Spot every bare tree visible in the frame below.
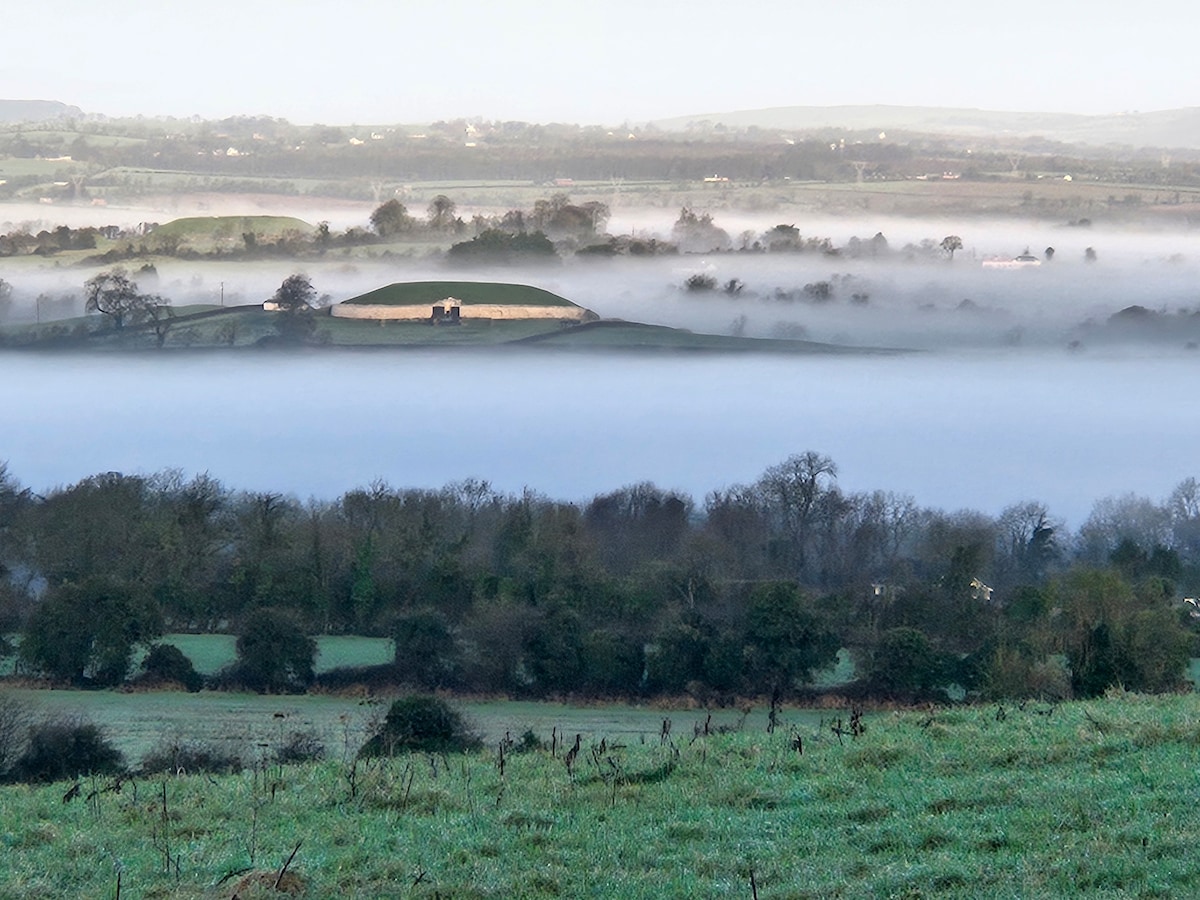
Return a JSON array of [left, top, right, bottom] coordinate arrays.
[[84, 269, 161, 330]]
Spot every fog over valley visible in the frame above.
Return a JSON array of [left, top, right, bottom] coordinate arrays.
[[3, 199, 1200, 530], [9, 12, 1200, 895], [3, 345, 1197, 529], [4, 209, 1200, 351]]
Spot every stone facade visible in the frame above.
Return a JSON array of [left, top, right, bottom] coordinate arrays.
[[331, 303, 591, 321]]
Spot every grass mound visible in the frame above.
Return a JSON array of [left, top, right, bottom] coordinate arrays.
[[344, 281, 577, 307], [151, 215, 314, 243]]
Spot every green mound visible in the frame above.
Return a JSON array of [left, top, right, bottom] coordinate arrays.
[[344, 281, 577, 308], [151, 215, 314, 241]]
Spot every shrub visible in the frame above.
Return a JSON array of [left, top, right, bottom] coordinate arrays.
[[273, 729, 325, 764], [10, 718, 124, 783], [514, 729, 545, 753], [140, 739, 242, 775], [358, 695, 483, 757], [137, 643, 203, 692]]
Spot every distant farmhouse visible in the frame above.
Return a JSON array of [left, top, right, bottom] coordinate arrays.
[[981, 254, 1042, 269], [331, 281, 595, 324]]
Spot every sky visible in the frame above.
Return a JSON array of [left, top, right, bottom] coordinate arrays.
[[2, 0, 1196, 125]]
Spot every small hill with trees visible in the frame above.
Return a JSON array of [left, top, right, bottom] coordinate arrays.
[[147, 215, 315, 253]]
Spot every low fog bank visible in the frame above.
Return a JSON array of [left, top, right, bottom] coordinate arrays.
[[1, 350, 1197, 529], [2, 211, 1198, 350]]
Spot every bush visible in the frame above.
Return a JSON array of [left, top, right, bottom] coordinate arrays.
[[140, 739, 242, 775], [273, 729, 325, 764], [358, 695, 483, 757], [137, 643, 203, 691], [514, 729, 545, 753], [10, 718, 124, 783]]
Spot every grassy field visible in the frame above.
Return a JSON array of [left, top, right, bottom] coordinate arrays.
[[319, 315, 569, 346], [1, 692, 1198, 897], [147, 634, 394, 677], [0, 634, 394, 681], [6, 305, 874, 352], [0, 689, 771, 764], [0, 157, 80, 178], [518, 320, 883, 353]]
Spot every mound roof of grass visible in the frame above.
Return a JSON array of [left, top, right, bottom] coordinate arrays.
[[343, 281, 578, 308]]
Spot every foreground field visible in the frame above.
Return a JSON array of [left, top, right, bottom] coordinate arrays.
[[2, 693, 1199, 898]]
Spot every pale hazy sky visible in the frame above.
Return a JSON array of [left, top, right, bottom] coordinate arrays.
[[3, 0, 1195, 124]]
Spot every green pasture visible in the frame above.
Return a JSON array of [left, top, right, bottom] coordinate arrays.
[[0, 688, 775, 765], [320, 315, 567, 346], [344, 281, 576, 307], [9, 306, 279, 350], [0, 307, 928, 352], [521, 320, 860, 353], [0, 634, 394, 682], [83, 167, 329, 194], [148, 634, 394, 677], [0, 158, 78, 178], [12, 130, 148, 149], [2, 693, 1200, 897]]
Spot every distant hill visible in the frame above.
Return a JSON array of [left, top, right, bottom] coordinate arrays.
[[152, 215, 314, 247], [0, 99, 84, 124], [650, 105, 1200, 150]]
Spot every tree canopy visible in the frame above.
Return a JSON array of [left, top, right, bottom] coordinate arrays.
[[3, 453, 1199, 702], [84, 269, 168, 330], [369, 199, 413, 237], [268, 273, 317, 312]]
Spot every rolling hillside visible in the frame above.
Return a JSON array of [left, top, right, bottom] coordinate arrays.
[[651, 104, 1200, 149]]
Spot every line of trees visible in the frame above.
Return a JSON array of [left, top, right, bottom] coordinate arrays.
[[1, 456, 1197, 701]]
